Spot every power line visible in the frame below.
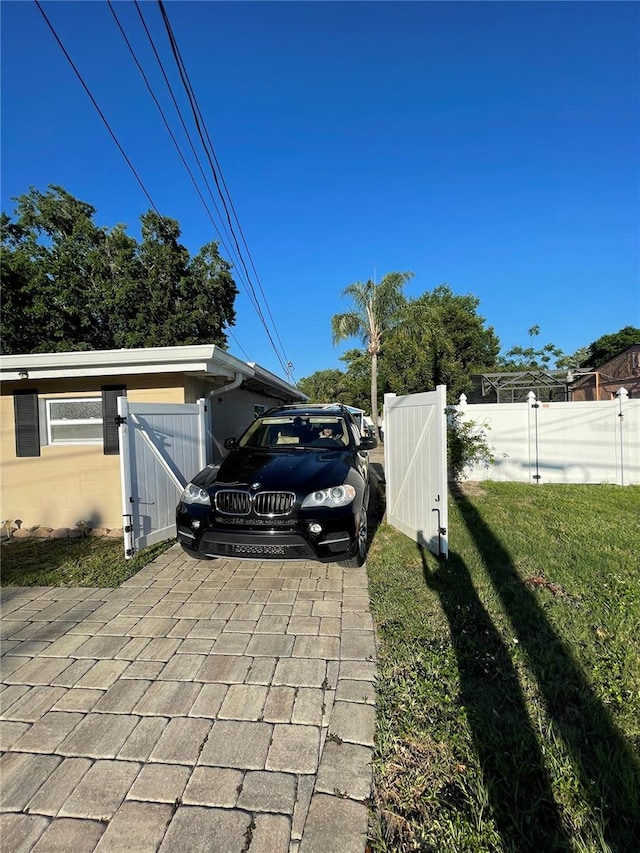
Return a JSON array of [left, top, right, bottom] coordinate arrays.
[[154, 2, 290, 369], [34, 0, 159, 215], [107, 0, 223, 244], [34, 0, 298, 384], [155, 0, 292, 377], [130, 0, 244, 275]]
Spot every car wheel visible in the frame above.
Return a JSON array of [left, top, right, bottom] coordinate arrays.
[[339, 503, 368, 568]]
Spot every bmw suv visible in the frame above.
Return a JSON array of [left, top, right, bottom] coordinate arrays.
[[176, 404, 378, 566]]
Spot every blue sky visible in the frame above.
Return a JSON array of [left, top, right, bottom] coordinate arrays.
[[2, 1, 638, 384]]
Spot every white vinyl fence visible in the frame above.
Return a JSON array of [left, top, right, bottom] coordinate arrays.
[[456, 389, 639, 485]]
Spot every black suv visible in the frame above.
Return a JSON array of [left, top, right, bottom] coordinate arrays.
[[176, 403, 378, 567]]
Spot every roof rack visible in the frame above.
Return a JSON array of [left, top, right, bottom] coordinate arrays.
[[280, 402, 360, 410], [271, 402, 359, 421]]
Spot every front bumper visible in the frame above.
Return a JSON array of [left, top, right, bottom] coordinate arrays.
[[176, 506, 358, 563]]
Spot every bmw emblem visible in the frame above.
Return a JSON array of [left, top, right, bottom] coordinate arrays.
[[251, 482, 261, 491]]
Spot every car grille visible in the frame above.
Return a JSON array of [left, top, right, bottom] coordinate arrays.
[[215, 490, 251, 515], [214, 490, 295, 517], [254, 491, 295, 516]]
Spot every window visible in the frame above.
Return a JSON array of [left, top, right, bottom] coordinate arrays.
[[14, 386, 127, 456], [45, 398, 103, 444], [254, 404, 267, 418]]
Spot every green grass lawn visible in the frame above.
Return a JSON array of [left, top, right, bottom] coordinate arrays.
[[0, 536, 174, 587], [366, 482, 640, 853]]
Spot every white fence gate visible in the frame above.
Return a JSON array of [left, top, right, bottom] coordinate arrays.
[[118, 398, 208, 557], [384, 386, 448, 558], [457, 391, 639, 485]]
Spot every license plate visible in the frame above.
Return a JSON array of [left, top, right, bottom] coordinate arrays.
[[232, 543, 286, 556]]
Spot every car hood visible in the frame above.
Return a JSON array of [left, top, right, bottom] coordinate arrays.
[[195, 448, 354, 492]]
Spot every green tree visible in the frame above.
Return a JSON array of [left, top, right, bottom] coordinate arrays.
[[583, 326, 640, 368], [337, 348, 374, 412], [297, 368, 349, 403], [498, 325, 564, 370], [1, 185, 238, 354], [556, 346, 590, 371], [1, 187, 107, 352], [382, 284, 500, 401], [331, 272, 413, 437]]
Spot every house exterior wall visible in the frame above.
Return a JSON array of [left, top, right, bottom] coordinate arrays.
[[1, 376, 186, 532], [2, 374, 297, 533], [572, 344, 640, 401]]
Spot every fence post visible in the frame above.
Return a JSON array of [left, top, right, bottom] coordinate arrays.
[[527, 392, 540, 484], [616, 387, 629, 486], [383, 393, 396, 485]]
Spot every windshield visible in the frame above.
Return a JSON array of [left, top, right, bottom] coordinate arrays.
[[239, 415, 351, 449]]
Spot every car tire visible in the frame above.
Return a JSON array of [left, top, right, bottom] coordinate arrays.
[[339, 503, 368, 568]]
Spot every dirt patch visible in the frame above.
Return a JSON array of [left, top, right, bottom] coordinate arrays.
[[449, 481, 487, 498]]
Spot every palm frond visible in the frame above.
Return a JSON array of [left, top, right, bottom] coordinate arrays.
[[331, 311, 367, 345]]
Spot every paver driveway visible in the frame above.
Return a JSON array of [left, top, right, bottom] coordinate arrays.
[[0, 545, 378, 852]]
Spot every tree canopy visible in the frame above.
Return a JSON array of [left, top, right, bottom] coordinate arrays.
[[304, 283, 500, 409], [1, 185, 238, 354], [582, 326, 640, 368], [382, 285, 500, 401], [497, 325, 565, 371]]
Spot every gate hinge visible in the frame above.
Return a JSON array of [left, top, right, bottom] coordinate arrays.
[[114, 415, 127, 426], [439, 527, 447, 535]]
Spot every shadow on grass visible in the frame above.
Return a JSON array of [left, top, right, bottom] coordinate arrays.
[[448, 488, 640, 851], [418, 545, 572, 851]]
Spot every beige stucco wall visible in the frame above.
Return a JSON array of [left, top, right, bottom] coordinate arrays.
[[2, 371, 297, 533], [1, 377, 186, 532]]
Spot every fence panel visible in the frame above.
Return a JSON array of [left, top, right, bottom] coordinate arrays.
[[384, 386, 448, 557], [458, 395, 639, 485]]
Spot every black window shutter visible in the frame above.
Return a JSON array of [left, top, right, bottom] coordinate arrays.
[[14, 390, 40, 457], [102, 385, 126, 455]]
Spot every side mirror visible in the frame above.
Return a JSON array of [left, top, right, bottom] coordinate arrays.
[[224, 437, 238, 450], [359, 435, 378, 450]]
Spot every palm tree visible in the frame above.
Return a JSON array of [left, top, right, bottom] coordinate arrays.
[[331, 271, 413, 439]]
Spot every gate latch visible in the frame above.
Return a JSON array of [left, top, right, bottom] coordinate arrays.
[[114, 415, 127, 426]]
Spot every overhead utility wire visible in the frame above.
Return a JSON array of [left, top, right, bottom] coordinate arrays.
[[156, 0, 293, 377], [34, 0, 159, 215], [155, 1, 275, 358], [141, 0, 289, 376], [35, 0, 294, 382], [130, 0, 245, 278], [225, 328, 252, 362], [154, 3, 290, 370], [107, 1, 225, 247], [128, 2, 272, 372]]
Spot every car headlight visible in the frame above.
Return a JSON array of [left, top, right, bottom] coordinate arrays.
[[180, 483, 211, 506], [301, 484, 356, 509]]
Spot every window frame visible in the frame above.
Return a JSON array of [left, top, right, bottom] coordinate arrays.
[[44, 396, 104, 446]]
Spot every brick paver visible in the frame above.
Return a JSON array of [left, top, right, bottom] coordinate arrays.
[[0, 512, 380, 853]]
